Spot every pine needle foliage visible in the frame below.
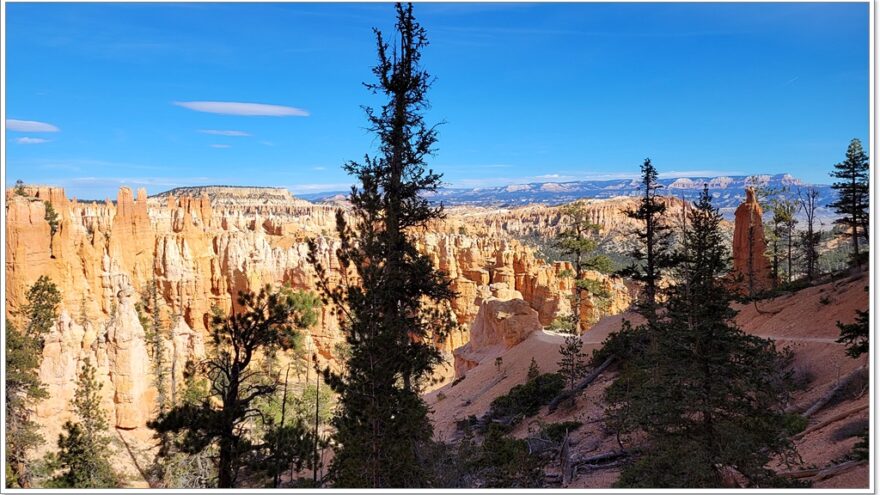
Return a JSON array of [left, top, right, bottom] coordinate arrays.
[[148, 286, 318, 488], [828, 138, 869, 267], [306, 3, 455, 487], [606, 187, 800, 488], [5, 276, 61, 488], [618, 159, 678, 324], [54, 358, 121, 488]]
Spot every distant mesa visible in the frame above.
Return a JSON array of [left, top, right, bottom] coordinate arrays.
[[152, 185, 311, 207]]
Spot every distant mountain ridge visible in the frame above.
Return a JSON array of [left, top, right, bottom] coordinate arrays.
[[300, 173, 836, 222]]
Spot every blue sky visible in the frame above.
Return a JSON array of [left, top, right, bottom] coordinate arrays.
[[4, 2, 869, 200]]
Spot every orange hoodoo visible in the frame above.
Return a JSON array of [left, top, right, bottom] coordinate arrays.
[[732, 187, 774, 293]]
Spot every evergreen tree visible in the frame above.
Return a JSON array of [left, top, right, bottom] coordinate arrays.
[[555, 201, 613, 330], [605, 187, 799, 488], [44, 201, 60, 237], [147, 273, 168, 412], [149, 360, 215, 488], [526, 357, 540, 381], [828, 138, 869, 267], [149, 287, 318, 488], [54, 358, 121, 488], [44, 201, 60, 257], [557, 330, 587, 390], [798, 187, 821, 282], [836, 287, 869, 359], [619, 158, 677, 324], [771, 198, 798, 283], [836, 286, 870, 464], [5, 276, 61, 488], [14, 179, 27, 196], [306, 3, 455, 487]]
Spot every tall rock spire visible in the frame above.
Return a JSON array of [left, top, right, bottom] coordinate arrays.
[[732, 187, 773, 293]]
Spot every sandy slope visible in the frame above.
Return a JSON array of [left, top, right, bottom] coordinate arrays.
[[426, 271, 870, 488]]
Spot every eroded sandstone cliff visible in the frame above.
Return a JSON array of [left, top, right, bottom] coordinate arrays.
[[5, 185, 632, 482]]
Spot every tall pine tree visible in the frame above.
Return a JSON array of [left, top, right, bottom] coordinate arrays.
[[555, 201, 612, 329], [828, 138, 869, 267], [5, 276, 61, 488], [605, 186, 799, 488], [799, 187, 821, 282], [619, 159, 677, 325], [54, 358, 121, 488], [307, 3, 455, 487]]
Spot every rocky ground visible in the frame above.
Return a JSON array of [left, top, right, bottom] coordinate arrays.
[[426, 271, 870, 488]]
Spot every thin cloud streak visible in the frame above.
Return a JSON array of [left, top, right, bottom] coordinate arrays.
[[445, 169, 748, 189], [15, 137, 50, 144], [199, 129, 251, 136], [287, 182, 354, 194], [6, 119, 60, 132], [57, 176, 216, 189], [174, 101, 309, 117]]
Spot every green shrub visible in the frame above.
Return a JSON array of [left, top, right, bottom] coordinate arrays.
[[831, 419, 869, 442], [540, 421, 583, 443], [851, 428, 869, 461], [591, 319, 649, 366], [462, 424, 546, 488], [488, 373, 564, 423], [781, 413, 808, 436]]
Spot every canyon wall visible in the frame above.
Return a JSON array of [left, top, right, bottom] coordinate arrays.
[[5, 185, 632, 464]]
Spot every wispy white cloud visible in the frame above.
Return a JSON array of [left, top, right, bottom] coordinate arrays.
[[311, 166, 327, 171], [534, 173, 570, 180], [209, 144, 231, 149], [444, 169, 747, 189], [59, 176, 215, 188], [659, 169, 744, 178], [199, 129, 251, 136], [6, 119, 60, 132], [287, 183, 353, 194], [174, 101, 309, 117], [15, 137, 50, 144]]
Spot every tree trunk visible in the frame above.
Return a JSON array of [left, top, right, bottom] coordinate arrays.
[[218, 438, 233, 488], [13, 459, 31, 488]]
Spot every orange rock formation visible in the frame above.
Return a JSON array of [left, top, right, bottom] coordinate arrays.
[[4, 185, 633, 480], [732, 187, 774, 293]]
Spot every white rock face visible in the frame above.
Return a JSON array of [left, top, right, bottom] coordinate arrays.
[[106, 287, 151, 429]]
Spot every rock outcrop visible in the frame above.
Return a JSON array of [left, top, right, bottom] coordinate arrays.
[[732, 187, 773, 293], [452, 284, 542, 376], [5, 184, 633, 482]]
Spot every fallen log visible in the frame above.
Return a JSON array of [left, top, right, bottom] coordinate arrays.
[[813, 460, 866, 481], [572, 449, 631, 466], [797, 366, 867, 418], [794, 403, 869, 441], [779, 467, 819, 479], [781, 460, 867, 482], [548, 356, 615, 412], [560, 430, 573, 486]]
